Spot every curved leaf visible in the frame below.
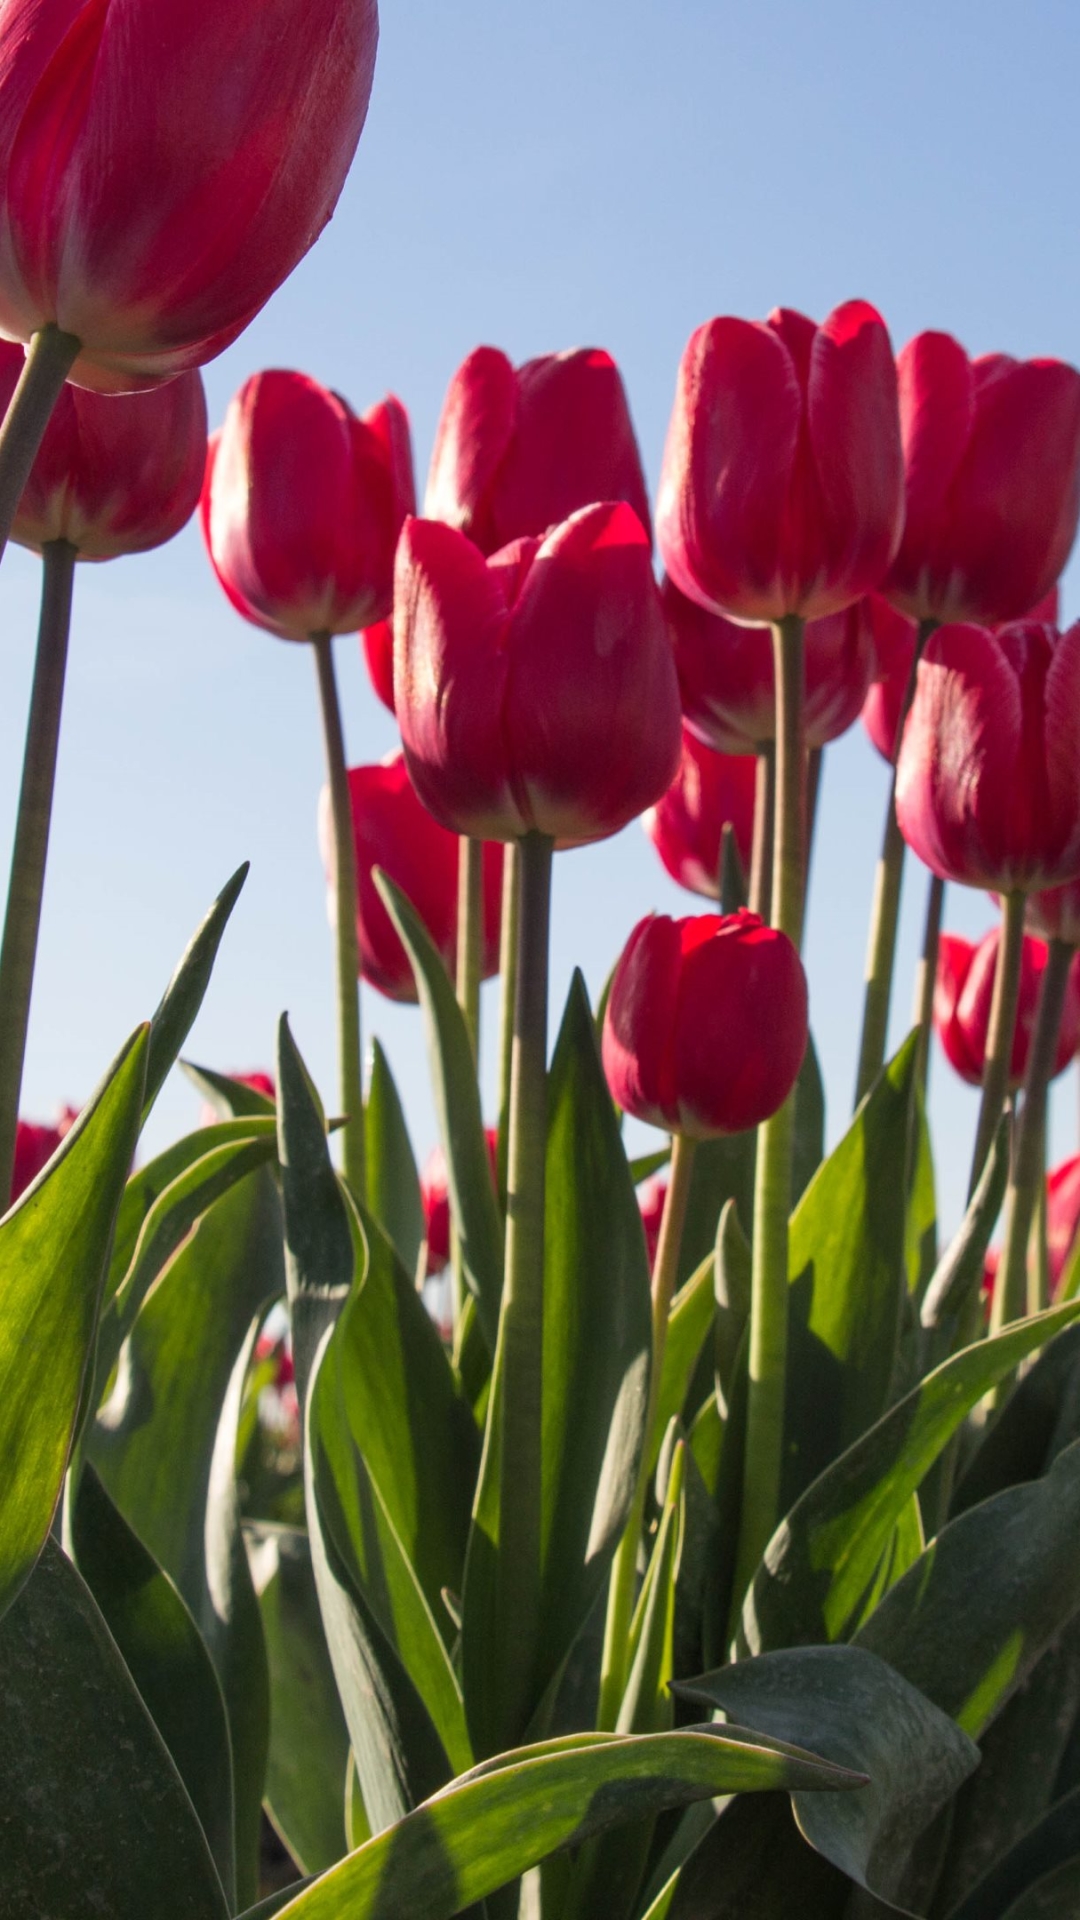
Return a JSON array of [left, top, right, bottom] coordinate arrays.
[[365, 1038, 425, 1280], [945, 1787, 1080, 1920], [277, 1015, 355, 1405], [144, 864, 249, 1114]]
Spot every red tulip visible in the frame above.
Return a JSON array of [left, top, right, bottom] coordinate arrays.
[[862, 588, 1060, 765], [637, 1174, 667, 1268], [425, 345, 651, 555], [1047, 1156, 1080, 1294], [657, 301, 903, 623], [0, 342, 206, 558], [602, 910, 808, 1138], [643, 725, 755, 900], [0, 0, 378, 392], [933, 927, 1080, 1088], [201, 371, 414, 642], [394, 502, 681, 844], [665, 576, 877, 754], [11, 1105, 76, 1202], [422, 1129, 499, 1275], [318, 752, 503, 1003], [1028, 870, 1080, 947], [895, 619, 1080, 892], [883, 333, 1080, 625], [362, 618, 396, 715]]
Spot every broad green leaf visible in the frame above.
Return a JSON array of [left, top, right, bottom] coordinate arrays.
[[677, 1130, 755, 1290], [462, 972, 652, 1757], [653, 1793, 851, 1919], [677, 1643, 977, 1912], [0, 1538, 228, 1919], [715, 1197, 751, 1401], [1001, 1859, 1080, 1917], [277, 1014, 355, 1403], [144, 864, 248, 1114], [740, 1296, 1080, 1656], [952, 1324, 1080, 1517], [630, 1146, 672, 1183], [376, 872, 503, 1347], [944, 1787, 1080, 1920], [0, 1024, 146, 1623], [248, 1524, 350, 1877], [918, 1122, 1008, 1359], [365, 1038, 425, 1279], [183, 1060, 277, 1117], [651, 1255, 715, 1478], [782, 1034, 918, 1509], [104, 1116, 275, 1311], [905, 1083, 938, 1300], [71, 1463, 236, 1901], [793, 1031, 826, 1206], [265, 1724, 862, 1920]]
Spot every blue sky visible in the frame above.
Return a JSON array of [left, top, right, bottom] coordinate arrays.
[[3, 0, 1079, 1232]]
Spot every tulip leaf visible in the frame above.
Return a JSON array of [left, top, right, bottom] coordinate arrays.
[[1001, 1860, 1080, 1918], [650, 1254, 716, 1478], [365, 1036, 425, 1279], [71, 1462, 236, 1903], [276, 1014, 355, 1403], [676, 1643, 978, 1912], [247, 1524, 351, 1877], [375, 871, 503, 1347], [677, 1130, 755, 1290], [462, 970, 652, 1756], [0, 1023, 147, 1625], [0, 1537, 228, 1919], [740, 1295, 1080, 1656], [793, 1030, 826, 1205], [944, 1787, 1080, 1920], [952, 1323, 1080, 1517], [258, 1724, 863, 1920], [647, 1792, 848, 1919], [104, 1116, 276, 1310], [144, 863, 249, 1115], [183, 1060, 277, 1117]]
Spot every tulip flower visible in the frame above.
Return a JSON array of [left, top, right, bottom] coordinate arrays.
[[883, 333, 1080, 626], [637, 1175, 668, 1269], [933, 928, 1080, 1089], [202, 371, 415, 642], [362, 618, 396, 715], [602, 910, 807, 1139], [11, 1105, 76, 1203], [425, 345, 651, 554], [643, 726, 755, 901], [319, 754, 503, 1003], [1025, 869, 1080, 947], [394, 502, 681, 845], [422, 1130, 499, 1276], [1047, 1157, 1080, 1295]]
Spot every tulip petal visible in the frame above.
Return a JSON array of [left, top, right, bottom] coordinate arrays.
[[891, 332, 975, 579], [424, 345, 517, 540], [806, 301, 904, 613], [491, 347, 652, 549], [602, 916, 682, 1131]]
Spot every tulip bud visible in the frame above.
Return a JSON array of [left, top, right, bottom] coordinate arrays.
[[1047, 1156, 1080, 1295], [643, 725, 755, 900], [422, 1129, 499, 1275], [896, 619, 1080, 892], [657, 301, 904, 622], [318, 753, 503, 1003], [425, 345, 651, 554], [394, 502, 682, 844], [201, 371, 414, 642], [11, 1105, 77, 1202], [361, 618, 396, 715], [602, 910, 808, 1138], [883, 333, 1080, 625], [933, 927, 1080, 1089], [0, 0, 379, 392]]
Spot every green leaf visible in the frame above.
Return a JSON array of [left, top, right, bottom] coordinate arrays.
[[944, 1787, 1080, 1920], [793, 1031, 826, 1206], [1000, 1859, 1080, 1918], [905, 1083, 938, 1300], [104, 1116, 275, 1311], [71, 1463, 236, 1902], [462, 971, 652, 1756], [257, 1725, 863, 1920], [365, 1038, 425, 1280], [276, 1013, 355, 1402], [918, 1121, 1008, 1360], [376, 871, 503, 1347], [144, 864, 249, 1114], [651, 1256, 716, 1479], [630, 1146, 672, 1183], [739, 1296, 1080, 1656], [247, 1524, 351, 1877], [183, 1060, 277, 1118], [0, 1023, 147, 1624], [676, 1643, 977, 1912], [0, 1538, 228, 1919], [952, 1324, 1080, 1517], [676, 1130, 755, 1290], [646, 1793, 848, 1920]]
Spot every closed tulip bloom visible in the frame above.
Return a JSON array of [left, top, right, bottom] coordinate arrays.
[[666, 575, 876, 754], [0, 343, 206, 558], [933, 927, 1080, 1088], [318, 753, 503, 1003], [425, 345, 651, 554], [602, 910, 808, 1138], [202, 371, 414, 641], [11, 1105, 76, 1202], [1047, 1156, 1080, 1294], [0, 0, 378, 392], [422, 1129, 499, 1275], [394, 502, 681, 843], [361, 618, 396, 715], [643, 725, 755, 899], [895, 619, 1080, 892], [883, 333, 1080, 625], [657, 301, 903, 623]]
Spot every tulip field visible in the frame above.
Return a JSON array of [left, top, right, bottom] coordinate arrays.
[[2, 4, 1080, 1919]]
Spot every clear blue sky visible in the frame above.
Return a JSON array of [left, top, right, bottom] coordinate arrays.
[[3, 0, 1079, 1233]]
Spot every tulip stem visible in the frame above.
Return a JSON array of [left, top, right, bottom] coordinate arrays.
[[912, 873, 946, 1094], [0, 327, 80, 573], [0, 539, 76, 1202], [597, 1130, 696, 1729], [991, 936, 1073, 1336], [495, 845, 520, 1205], [969, 888, 1026, 1200], [312, 632, 365, 1201], [768, 615, 806, 948], [748, 745, 775, 921], [456, 836, 484, 1059]]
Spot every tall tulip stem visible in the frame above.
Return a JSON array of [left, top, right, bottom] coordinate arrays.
[[992, 936, 1074, 1334], [749, 745, 775, 921], [495, 845, 520, 1202], [912, 873, 946, 1093], [969, 888, 1026, 1198], [456, 835, 483, 1058], [0, 327, 80, 573], [598, 1130, 696, 1729], [312, 632, 365, 1201], [768, 616, 806, 948], [0, 539, 77, 1201]]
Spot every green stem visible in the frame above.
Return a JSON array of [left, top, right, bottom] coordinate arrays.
[[718, 821, 747, 914], [0, 327, 80, 569], [969, 889, 1026, 1201], [748, 744, 775, 921], [805, 744, 823, 904], [0, 539, 76, 1201], [1030, 1122, 1050, 1317], [456, 835, 483, 1058], [913, 873, 946, 1096], [991, 936, 1073, 1335], [495, 844, 520, 1205], [597, 1131, 696, 1728], [768, 616, 806, 949], [312, 632, 365, 1201]]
